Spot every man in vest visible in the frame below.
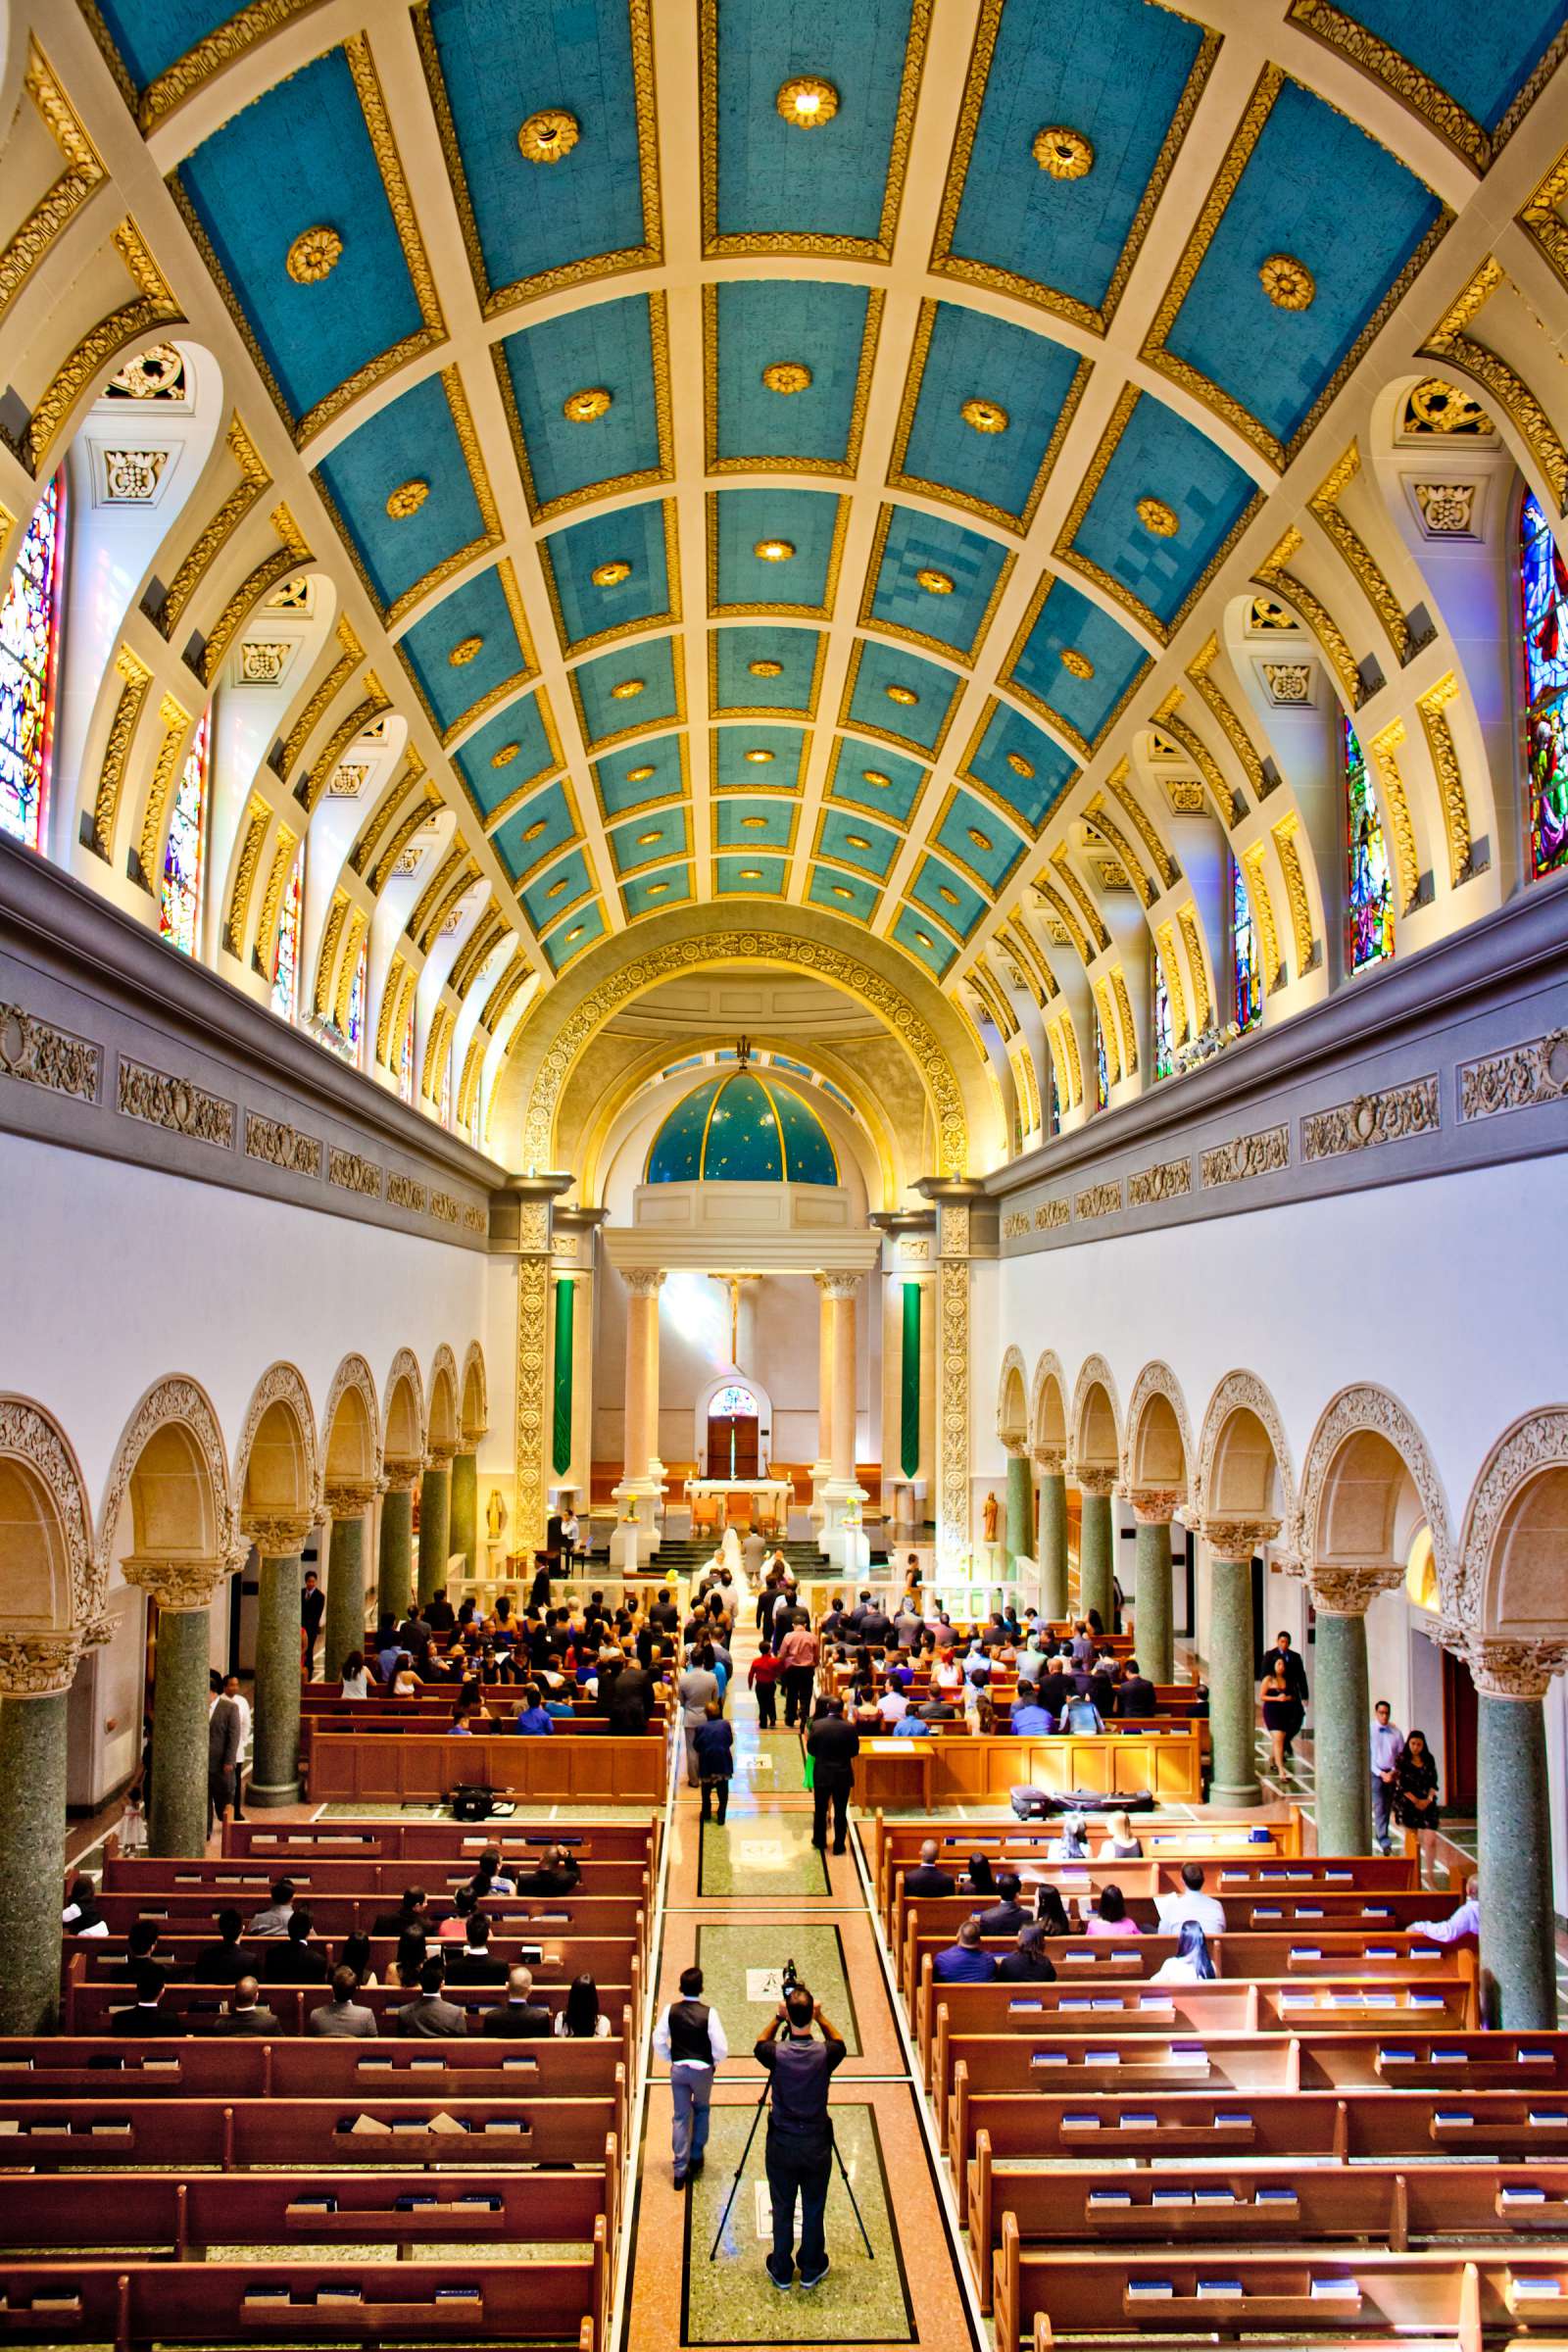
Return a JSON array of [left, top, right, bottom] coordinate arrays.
[[755, 1980, 848, 2290], [653, 1963, 729, 2187]]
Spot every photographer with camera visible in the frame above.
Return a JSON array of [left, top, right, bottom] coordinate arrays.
[[753, 1975, 847, 2290]]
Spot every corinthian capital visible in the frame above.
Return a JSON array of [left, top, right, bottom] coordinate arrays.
[[1308, 1561, 1406, 1617], [382, 1456, 425, 1494], [122, 1553, 234, 1613], [1130, 1488, 1183, 1526], [1073, 1465, 1118, 1498], [1201, 1517, 1281, 1560], [323, 1481, 380, 1516], [0, 1630, 83, 1697], [244, 1516, 314, 1558], [1031, 1447, 1065, 1477], [1439, 1625, 1568, 1699], [624, 1267, 666, 1299], [814, 1271, 861, 1301]]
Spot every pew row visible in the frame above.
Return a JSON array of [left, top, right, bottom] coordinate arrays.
[[221, 1821, 659, 1864], [304, 1732, 669, 1803], [65, 1971, 640, 2040], [0, 2092, 620, 2171]]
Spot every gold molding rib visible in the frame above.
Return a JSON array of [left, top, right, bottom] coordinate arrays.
[[223, 793, 271, 957], [136, 692, 194, 885], [1519, 143, 1568, 295], [1416, 671, 1472, 886], [1270, 813, 1315, 976], [1309, 441, 1412, 662], [10, 217, 181, 476], [255, 823, 299, 974], [1288, 0, 1568, 173], [1187, 635, 1265, 798], [87, 644, 153, 861], [1152, 689, 1239, 826], [160, 414, 271, 636], [1366, 715, 1421, 913], [1242, 839, 1282, 984], [1420, 260, 1567, 514], [281, 623, 364, 782], [1177, 900, 1211, 1031], [0, 46, 106, 333], [1253, 526, 1364, 709], [314, 888, 351, 1017]]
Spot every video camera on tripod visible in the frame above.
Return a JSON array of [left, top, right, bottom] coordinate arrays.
[[707, 1967, 873, 2266]]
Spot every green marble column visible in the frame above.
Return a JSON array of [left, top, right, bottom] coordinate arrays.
[[323, 1486, 374, 1683], [1478, 1671, 1557, 2029], [449, 1451, 478, 1583], [1078, 1475, 1114, 1629], [1037, 1462, 1068, 1623], [1311, 1602, 1373, 1853], [0, 1647, 74, 2033], [378, 1473, 416, 1623], [417, 1457, 453, 1606], [1004, 1450, 1034, 1576], [1205, 1520, 1274, 1806], [1132, 1497, 1177, 1685], [250, 1532, 308, 1807], [149, 1604, 214, 1854]]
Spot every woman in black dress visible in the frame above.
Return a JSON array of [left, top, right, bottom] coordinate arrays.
[[1394, 1728, 1441, 1876], [1260, 1658, 1302, 1776]]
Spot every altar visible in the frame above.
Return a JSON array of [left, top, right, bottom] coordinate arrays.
[[683, 1477, 794, 1533]]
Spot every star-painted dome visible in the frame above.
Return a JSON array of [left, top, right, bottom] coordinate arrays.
[[645, 1071, 838, 1187]]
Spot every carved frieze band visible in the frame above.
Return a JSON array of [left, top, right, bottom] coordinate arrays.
[[1129, 1156, 1192, 1206], [1200, 1124, 1290, 1189], [245, 1109, 321, 1177], [1301, 1076, 1440, 1163], [387, 1171, 428, 1213], [1459, 1029, 1568, 1124], [0, 1001, 100, 1102], [118, 1055, 234, 1149], [328, 1146, 381, 1199], [1074, 1179, 1124, 1221]]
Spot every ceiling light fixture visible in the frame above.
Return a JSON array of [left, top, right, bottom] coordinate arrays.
[[776, 75, 839, 126], [762, 362, 812, 394], [1006, 751, 1034, 778], [490, 743, 519, 769], [1136, 496, 1180, 538], [626, 763, 656, 782], [886, 683, 918, 706], [517, 109, 579, 164], [1032, 124, 1094, 178], [592, 559, 631, 586], [749, 658, 783, 676], [755, 538, 795, 562], [916, 568, 955, 595], [862, 768, 891, 787], [611, 677, 645, 699], [563, 386, 612, 422], [449, 635, 483, 666], [385, 478, 428, 519], [960, 397, 1009, 433], [745, 748, 774, 763]]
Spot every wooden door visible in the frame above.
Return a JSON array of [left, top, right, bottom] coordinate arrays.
[[1442, 1642, 1479, 1813], [706, 1414, 759, 1477]]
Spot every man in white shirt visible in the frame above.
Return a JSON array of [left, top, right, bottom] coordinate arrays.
[[1155, 1863, 1227, 1940], [221, 1674, 254, 1820], [1370, 1699, 1405, 1854], [876, 1686, 909, 1728], [1408, 1873, 1479, 1943], [653, 1964, 729, 2187]]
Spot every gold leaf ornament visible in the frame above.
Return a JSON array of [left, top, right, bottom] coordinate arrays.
[[916, 568, 955, 595], [776, 76, 839, 127], [1059, 647, 1095, 680], [961, 397, 1009, 433], [755, 538, 795, 562], [1136, 496, 1179, 538], [286, 225, 343, 284], [592, 560, 631, 586], [385, 478, 428, 520], [564, 386, 612, 421], [1259, 252, 1315, 311], [1032, 125, 1094, 178], [517, 110, 580, 165], [1006, 751, 1034, 777], [762, 362, 812, 394]]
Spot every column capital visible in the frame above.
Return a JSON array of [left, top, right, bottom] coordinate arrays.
[[459, 1428, 488, 1451], [1438, 1625, 1568, 1699], [1201, 1516, 1281, 1559], [122, 1553, 235, 1612], [1129, 1487, 1183, 1526], [1031, 1446, 1066, 1476], [425, 1440, 459, 1469], [244, 1515, 314, 1558], [382, 1456, 425, 1494], [1073, 1464, 1118, 1498], [0, 1630, 83, 1697], [323, 1480, 379, 1516], [1308, 1561, 1406, 1617], [624, 1266, 666, 1298], [814, 1270, 861, 1300]]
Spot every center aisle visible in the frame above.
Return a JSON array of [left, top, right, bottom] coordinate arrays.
[[621, 1609, 984, 2350]]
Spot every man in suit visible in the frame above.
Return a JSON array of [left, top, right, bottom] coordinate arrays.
[[300, 1570, 325, 1676], [370, 1886, 429, 1938], [308, 1965, 378, 2038], [207, 1676, 243, 1837], [446, 1914, 507, 1985], [112, 1968, 182, 2034], [805, 1698, 859, 1856], [1115, 1659, 1158, 1718], [246, 1878, 296, 1936], [605, 1658, 653, 1735], [904, 1839, 956, 1898], [395, 1956, 468, 2037], [190, 1908, 253, 1985], [974, 1874, 1031, 1936], [481, 1965, 552, 2038], [212, 1975, 282, 2035]]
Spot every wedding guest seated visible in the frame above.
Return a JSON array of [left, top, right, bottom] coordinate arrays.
[[308, 1963, 378, 2038], [1085, 1883, 1142, 1937], [997, 1923, 1057, 1983], [482, 1965, 552, 2038], [933, 1918, 996, 1984]]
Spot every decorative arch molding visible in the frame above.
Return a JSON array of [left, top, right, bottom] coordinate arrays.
[[95, 1374, 235, 1581], [1296, 1383, 1454, 1601], [1194, 1369, 1297, 1547], [382, 1348, 426, 1463], [319, 1354, 381, 1488], [0, 1395, 99, 1639], [1030, 1349, 1069, 1461], [997, 1347, 1029, 1449], [501, 911, 996, 1180], [1069, 1352, 1122, 1475], [1123, 1360, 1196, 1498], [427, 1343, 461, 1452], [232, 1361, 319, 1525], [1459, 1407, 1568, 1636], [460, 1343, 489, 1444]]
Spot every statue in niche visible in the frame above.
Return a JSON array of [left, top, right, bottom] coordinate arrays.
[[982, 1492, 999, 1544], [486, 1490, 508, 1544]]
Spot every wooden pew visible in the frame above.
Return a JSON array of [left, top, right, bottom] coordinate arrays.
[[0, 2091, 620, 2172], [71, 1929, 643, 1992], [305, 1730, 669, 1803], [873, 1813, 1312, 1922], [107, 1855, 652, 1902], [89, 1889, 646, 1940], [889, 1881, 1464, 1964], [66, 1973, 639, 2039], [222, 1820, 659, 1864], [998, 2237, 1554, 2352]]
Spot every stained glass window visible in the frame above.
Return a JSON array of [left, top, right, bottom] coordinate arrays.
[[1345, 714, 1394, 968], [270, 853, 302, 1020], [1521, 489, 1568, 879], [1048, 1064, 1060, 1135], [345, 940, 366, 1063], [1152, 958, 1174, 1079], [437, 1047, 453, 1127], [1094, 1013, 1108, 1108], [159, 710, 209, 956], [1232, 857, 1262, 1031], [397, 1004, 415, 1103], [0, 474, 64, 852], [710, 1385, 758, 1417]]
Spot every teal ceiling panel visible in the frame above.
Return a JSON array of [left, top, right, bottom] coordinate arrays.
[[622, 862, 693, 920], [540, 498, 676, 655], [1062, 391, 1256, 634], [397, 560, 533, 739], [523, 844, 594, 929], [911, 851, 988, 936], [496, 291, 667, 518], [571, 633, 682, 748], [542, 895, 605, 969], [710, 626, 822, 715], [826, 734, 926, 827], [710, 277, 874, 471], [610, 803, 690, 873], [456, 690, 564, 820], [490, 779, 578, 884], [841, 638, 962, 756], [714, 853, 788, 896], [710, 486, 845, 614], [1004, 578, 1151, 752], [1337, 0, 1568, 132], [418, 0, 657, 310], [893, 299, 1085, 530], [893, 902, 957, 977], [934, 786, 1024, 893], [90, 1, 247, 90], [862, 503, 1011, 662], [808, 863, 881, 921], [959, 699, 1078, 834], [816, 805, 901, 878], [313, 371, 494, 623], [714, 797, 797, 852], [712, 725, 808, 793], [594, 731, 688, 817]]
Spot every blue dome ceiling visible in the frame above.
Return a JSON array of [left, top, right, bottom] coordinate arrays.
[[645, 1071, 839, 1186]]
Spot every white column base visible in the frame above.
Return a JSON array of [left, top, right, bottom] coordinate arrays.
[[610, 1481, 663, 1568], [817, 1478, 868, 1569]]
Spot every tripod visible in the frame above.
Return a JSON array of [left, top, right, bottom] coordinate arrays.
[[708, 2079, 875, 2263]]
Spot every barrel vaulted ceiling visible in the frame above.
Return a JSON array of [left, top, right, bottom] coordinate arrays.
[[6, 0, 1568, 1147]]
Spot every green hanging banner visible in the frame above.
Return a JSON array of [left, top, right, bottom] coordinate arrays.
[[900, 1281, 920, 1480], [552, 1278, 574, 1479]]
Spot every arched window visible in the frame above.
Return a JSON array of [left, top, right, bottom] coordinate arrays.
[[1232, 857, 1261, 1031], [1345, 714, 1393, 969], [397, 1004, 415, 1103], [0, 473, 64, 852], [159, 710, 209, 956], [1521, 488, 1568, 878], [710, 1384, 759, 1417], [345, 939, 367, 1065], [270, 853, 302, 1020], [1152, 958, 1174, 1079], [1048, 1062, 1060, 1136]]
